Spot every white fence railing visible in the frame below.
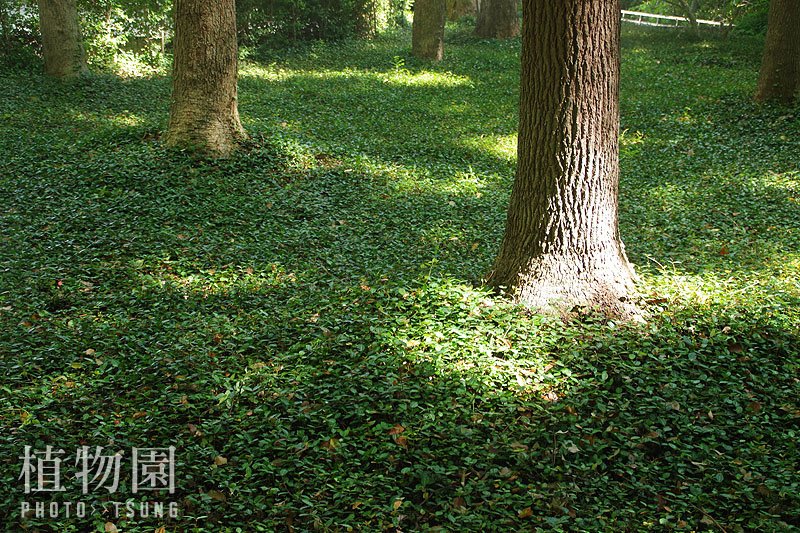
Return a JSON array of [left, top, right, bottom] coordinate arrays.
[[621, 9, 725, 29]]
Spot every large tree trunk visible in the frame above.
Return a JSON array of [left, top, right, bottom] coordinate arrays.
[[412, 0, 446, 61], [165, 0, 246, 157], [475, 0, 518, 39], [37, 0, 88, 78], [490, 0, 637, 316], [755, 0, 800, 104]]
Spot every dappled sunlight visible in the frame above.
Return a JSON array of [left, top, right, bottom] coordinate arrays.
[[64, 108, 146, 128], [129, 259, 300, 298], [236, 279, 570, 400], [459, 133, 517, 163], [108, 111, 147, 128], [641, 264, 798, 308], [240, 62, 474, 89], [380, 69, 474, 89], [620, 128, 646, 148], [757, 169, 800, 194]]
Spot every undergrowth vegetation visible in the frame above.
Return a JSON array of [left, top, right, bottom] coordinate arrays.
[[0, 25, 798, 532]]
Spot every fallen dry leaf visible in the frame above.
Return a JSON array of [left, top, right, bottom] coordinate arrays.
[[452, 496, 467, 510], [388, 424, 405, 435]]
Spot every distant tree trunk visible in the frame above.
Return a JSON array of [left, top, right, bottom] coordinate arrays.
[[666, 0, 700, 38], [1, 0, 10, 46], [490, 0, 637, 316], [755, 0, 800, 104], [685, 6, 699, 38], [412, 0, 446, 61], [165, 0, 245, 157], [447, 0, 477, 21], [37, 0, 88, 78], [475, 0, 518, 38]]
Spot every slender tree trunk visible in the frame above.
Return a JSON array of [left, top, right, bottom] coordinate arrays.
[[685, 13, 699, 38], [475, 0, 518, 39], [37, 0, 88, 78], [165, 0, 245, 157], [685, 0, 700, 38], [490, 0, 637, 316], [1, 0, 10, 46], [412, 0, 446, 61], [755, 0, 800, 104], [667, 0, 700, 38]]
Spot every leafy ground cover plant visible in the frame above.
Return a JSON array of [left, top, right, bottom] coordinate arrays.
[[0, 25, 797, 532]]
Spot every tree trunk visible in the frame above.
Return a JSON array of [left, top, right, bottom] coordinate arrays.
[[685, 0, 700, 38], [490, 0, 637, 316], [666, 0, 699, 38], [37, 0, 88, 78], [447, 0, 477, 21], [165, 0, 246, 157], [755, 0, 800, 104], [685, 13, 699, 38], [412, 0, 446, 61], [1, 0, 10, 46], [475, 0, 518, 39]]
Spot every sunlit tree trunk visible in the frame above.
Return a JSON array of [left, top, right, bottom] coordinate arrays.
[[37, 0, 88, 78], [412, 0, 446, 61], [490, 0, 637, 316], [475, 0, 518, 39], [755, 0, 800, 104], [165, 0, 246, 157]]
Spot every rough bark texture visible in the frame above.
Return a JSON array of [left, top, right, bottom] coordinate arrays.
[[447, 0, 477, 21], [490, 0, 637, 316], [412, 0, 446, 61], [755, 0, 800, 104], [475, 0, 519, 39], [165, 0, 246, 157], [37, 0, 88, 78]]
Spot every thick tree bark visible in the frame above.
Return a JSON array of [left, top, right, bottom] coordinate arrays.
[[490, 0, 637, 316], [475, 0, 519, 39], [447, 0, 477, 21], [165, 0, 246, 157], [755, 0, 800, 104], [37, 0, 88, 78], [412, 0, 446, 61]]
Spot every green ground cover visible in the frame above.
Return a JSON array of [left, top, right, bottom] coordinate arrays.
[[0, 25, 798, 532]]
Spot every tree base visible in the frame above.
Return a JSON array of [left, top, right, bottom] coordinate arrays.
[[491, 248, 641, 320], [164, 120, 247, 158]]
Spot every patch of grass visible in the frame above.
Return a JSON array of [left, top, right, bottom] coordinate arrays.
[[0, 26, 798, 532]]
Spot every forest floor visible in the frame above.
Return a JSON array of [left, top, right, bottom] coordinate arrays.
[[1, 24, 798, 532]]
